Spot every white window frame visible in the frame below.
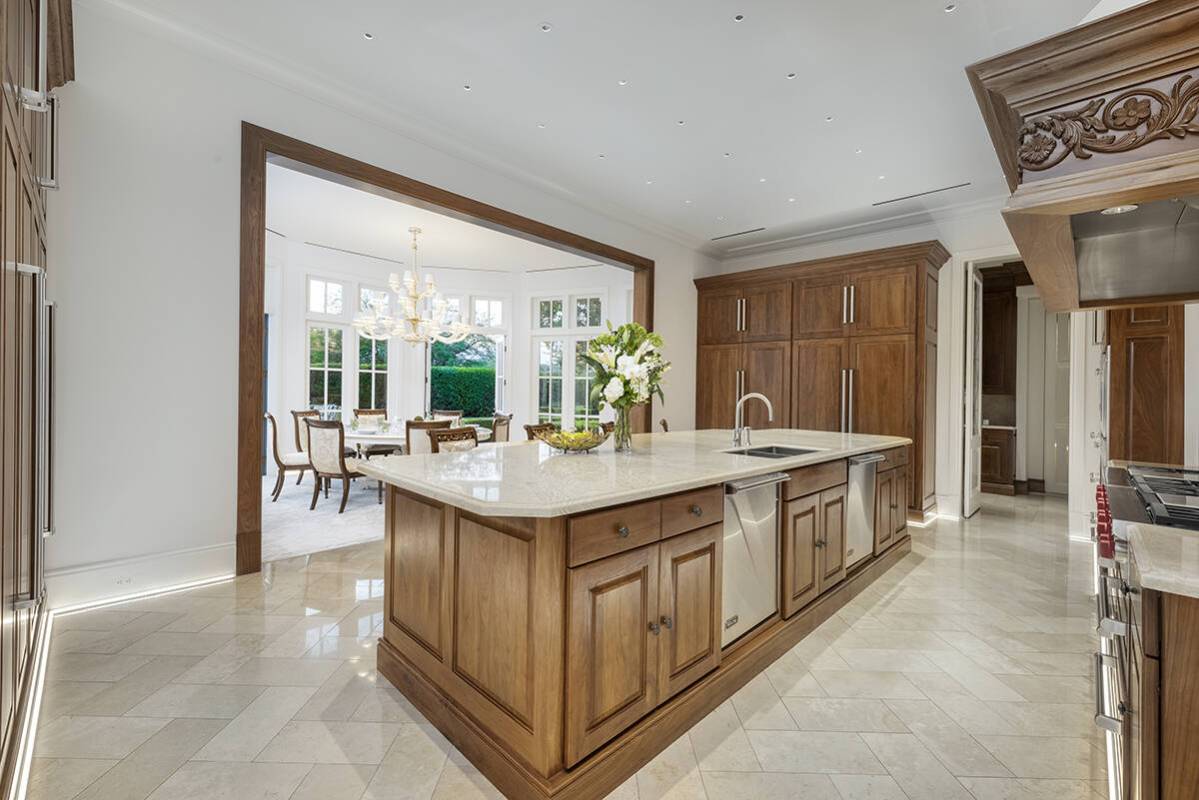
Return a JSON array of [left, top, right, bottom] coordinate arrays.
[[307, 322, 348, 412], [532, 333, 604, 430], [358, 284, 391, 315], [533, 295, 567, 331], [470, 295, 506, 332], [357, 333, 389, 412], [306, 275, 349, 321], [570, 293, 605, 332]]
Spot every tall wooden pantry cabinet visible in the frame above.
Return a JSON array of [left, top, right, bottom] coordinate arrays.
[[0, 0, 71, 794], [694, 241, 947, 520]]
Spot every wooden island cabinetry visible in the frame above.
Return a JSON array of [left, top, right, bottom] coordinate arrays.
[[695, 241, 947, 521], [364, 432, 913, 800]]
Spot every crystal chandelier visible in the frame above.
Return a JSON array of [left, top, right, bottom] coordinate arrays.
[[353, 226, 473, 344]]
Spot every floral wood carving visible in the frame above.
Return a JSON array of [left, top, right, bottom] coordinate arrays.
[[1016, 73, 1199, 177]]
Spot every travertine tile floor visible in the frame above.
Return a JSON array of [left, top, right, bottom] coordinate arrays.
[[31, 493, 1109, 799]]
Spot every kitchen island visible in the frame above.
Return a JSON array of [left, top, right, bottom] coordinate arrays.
[[357, 429, 913, 800]]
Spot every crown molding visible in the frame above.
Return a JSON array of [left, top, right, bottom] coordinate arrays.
[[77, 0, 708, 255]]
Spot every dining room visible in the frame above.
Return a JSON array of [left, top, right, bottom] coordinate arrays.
[[259, 161, 635, 561]]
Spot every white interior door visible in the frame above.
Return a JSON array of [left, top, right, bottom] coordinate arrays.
[[963, 269, 984, 517], [1043, 313, 1071, 495]]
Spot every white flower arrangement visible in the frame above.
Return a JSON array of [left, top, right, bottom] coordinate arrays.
[[580, 323, 671, 411]]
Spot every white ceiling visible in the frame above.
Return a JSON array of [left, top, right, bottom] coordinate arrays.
[[123, 0, 1099, 255], [265, 163, 598, 272]]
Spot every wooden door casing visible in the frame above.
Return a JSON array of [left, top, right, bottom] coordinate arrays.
[[696, 287, 742, 345], [792, 338, 848, 433], [1107, 305, 1184, 466], [849, 335, 915, 440], [741, 282, 791, 343], [565, 545, 660, 767], [656, 525, 722, 702], [793, 274, 848, 339], [741, 340, 790, 429], [695, 344, 740, 430], [874, 469, 894, 555], [849, 267, 914, 337]]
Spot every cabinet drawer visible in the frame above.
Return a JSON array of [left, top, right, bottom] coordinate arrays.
[[784, 459, 847, 501], [879, 446, 908, 470], [569, 501, 662, 567], [661, 486, 723, 539]]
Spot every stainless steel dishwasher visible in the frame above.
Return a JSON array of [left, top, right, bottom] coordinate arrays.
[[846, 453, 885, 568], [722, 472, 789, 647]]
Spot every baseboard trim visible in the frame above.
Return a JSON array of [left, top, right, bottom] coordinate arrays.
[[46, 541, 236, 610], [1028, 479, 1046, 494], [1014, 480, 1029, 495], [981, 481, 1016, 496]]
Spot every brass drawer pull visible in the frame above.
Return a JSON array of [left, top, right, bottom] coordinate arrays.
[[689, 505, 703, 517], [616, 525, 630, 538]]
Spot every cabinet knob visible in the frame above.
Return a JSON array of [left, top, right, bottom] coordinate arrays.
[[648, 621, 661, 635], [815, 539, 825, 548], [660, 615, 673, 630], [616, 525, 630, 538], [689, 505, 703, 517]]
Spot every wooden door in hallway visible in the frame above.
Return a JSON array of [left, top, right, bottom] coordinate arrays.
[[1107, 305, 1184, 465]]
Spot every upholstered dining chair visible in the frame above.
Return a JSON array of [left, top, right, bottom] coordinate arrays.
[[265, 412, 309, 501], [293, 409, 353, 474], [305, 419, 379, 512], [406, 419, 452, 456], [601, 422, 615, 434], [432, 409, 464, 426], [524, 422, 557, 441], [428, 426, 479, 453], [491, 413, 512, 443], [354, 408, 400, 457]]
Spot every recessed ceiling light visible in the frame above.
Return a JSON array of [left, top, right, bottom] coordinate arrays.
[[878, 175, 886, 180], [597, 153, 606, 158], [539, 22, 553, 32], [677, 120, 686, 126], [646, 179, 654, 185], [1101, 204, 1139, 215], [723, 152, 733, 158], [733, 14, 745, 22], [855, 148, 863, 154], [786, 73, 797, 80], [685, 200, 693, 205], [788, 197, 797, 203], [758, 178, 767, 183], [537, 122, 546, 129], [463, 84, 472, 91], [944, 3, 957, 12], [716, 215, 725, 221], [362, 32, 374, 40], [825, 115, 835, 123], [618, 79, 629, 86]]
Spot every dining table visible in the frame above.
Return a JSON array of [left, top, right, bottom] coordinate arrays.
[[344, 424, 493, 457]]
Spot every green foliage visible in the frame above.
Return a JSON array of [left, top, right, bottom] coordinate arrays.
[[431, 336, 495, 367], [430, 367, 496, 418]]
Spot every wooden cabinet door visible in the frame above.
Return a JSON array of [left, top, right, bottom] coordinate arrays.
[[981, 289, 1016, 395], [741, 341, 790, 429], [695, 344, 741, 430], [848, 267, 914, 336], [890, 468, 907, 538], [1107, 305, 1184, 465], [980, 429, 1013, 487], [697, 287, 742, 345], [793, 274, 848, 339], [818, 485, 847, 591], [848, 335, 914, 439], [657, 525, 722, 701], [742, 282, 791, 342], [792, 338, 848, 432], [565, 545, 660, 766], [874, 469, 894, 555], [781, 492, 820, 618]]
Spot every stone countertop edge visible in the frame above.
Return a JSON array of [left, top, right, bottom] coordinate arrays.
[[356, 429, 912, 518], [1120, 520, 1199, 600]]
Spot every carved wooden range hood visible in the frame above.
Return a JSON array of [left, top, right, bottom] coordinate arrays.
[[967, 0, 1199, 312]]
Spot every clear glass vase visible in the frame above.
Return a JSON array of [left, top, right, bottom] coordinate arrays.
[[613, 406, 633, 452]]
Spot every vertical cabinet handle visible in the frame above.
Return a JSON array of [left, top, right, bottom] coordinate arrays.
[[38, 95, 58, 190], [847, 369, 855, 433], [20, 0, 49, 111], [734, 297, 742, 332], [848, 285, 856, 324], [839, 368, 847, 433], [842, 286, 848, 325], [739, 298, 747, 332]]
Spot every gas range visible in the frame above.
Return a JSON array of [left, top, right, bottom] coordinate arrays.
[[1125, 465, 1199, 531]]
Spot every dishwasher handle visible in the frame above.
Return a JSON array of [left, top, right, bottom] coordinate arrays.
[[726, 472, 790, 495], [849, 453, 886, 465]]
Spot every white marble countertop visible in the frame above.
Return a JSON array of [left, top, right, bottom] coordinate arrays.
[[356, 429, 911, 517], [1119, 520, 1199, 599]]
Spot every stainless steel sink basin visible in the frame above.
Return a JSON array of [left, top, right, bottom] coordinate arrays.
[[726, 445, 821, 459]]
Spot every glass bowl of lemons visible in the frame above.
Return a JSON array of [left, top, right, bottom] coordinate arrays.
[[535, 427, 611, 453]]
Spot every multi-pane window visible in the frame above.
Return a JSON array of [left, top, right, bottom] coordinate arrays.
[[573, 339, 600, 430], [473, 298, 503, 328], [537, 339, 564, 424], [536, 298, 564, 329], [443, 296, 463, 323], [359, 286, 389, 313], [358, 336, 388, 411], [574, 296, 602, 329], [308, 278, 344, 315], [308, 326, 344, 410]]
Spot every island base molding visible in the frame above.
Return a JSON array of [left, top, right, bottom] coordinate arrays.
[[377, 536, 913, 800]]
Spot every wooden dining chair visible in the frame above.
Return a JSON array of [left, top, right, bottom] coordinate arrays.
[[428, 426, 479, 453], [293, 409, 354, 474], [305, 419, 379, 512], [406, 419, 452, 455], [601, 422, 615, 434], [491, 413, 513, 443], [432, 409, 464, 426], [354, 408, 400, 457], [660, 418, 669, 432], [265, 412, 310, 501], [524, 423, 557, 441]]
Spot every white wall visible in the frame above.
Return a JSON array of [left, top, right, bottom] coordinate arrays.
[[45, 3, 718, 607]]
